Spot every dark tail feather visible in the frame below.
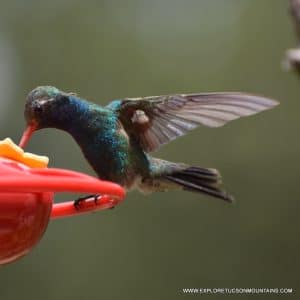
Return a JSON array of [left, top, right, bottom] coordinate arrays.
[[164, 166, 234, 203]]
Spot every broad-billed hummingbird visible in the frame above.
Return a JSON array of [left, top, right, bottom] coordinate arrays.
[[20, 86, 278, 204]]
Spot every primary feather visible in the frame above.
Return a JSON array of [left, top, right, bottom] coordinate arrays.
[[109, 93, 278, 152]]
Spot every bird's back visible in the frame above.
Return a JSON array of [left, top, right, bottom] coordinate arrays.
[[69, 103, 150, 187]]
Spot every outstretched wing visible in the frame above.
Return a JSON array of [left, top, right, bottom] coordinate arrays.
[[107, 93, 278, 152]]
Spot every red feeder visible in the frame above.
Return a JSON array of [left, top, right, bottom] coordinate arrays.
[[0, 148, 125, 265]]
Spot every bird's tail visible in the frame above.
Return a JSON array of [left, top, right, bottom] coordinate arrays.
[[147, 158, 234, 203]]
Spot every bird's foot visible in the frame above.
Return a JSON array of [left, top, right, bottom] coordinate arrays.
[[74, 194, 100, 210]]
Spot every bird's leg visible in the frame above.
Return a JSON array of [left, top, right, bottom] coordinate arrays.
[[74, 194, 101, 209]]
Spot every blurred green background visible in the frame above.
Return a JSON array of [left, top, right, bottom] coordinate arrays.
[[0, 0, 298, 299]]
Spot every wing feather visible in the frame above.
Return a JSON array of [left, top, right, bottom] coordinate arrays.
[[110, 93, 278, 152]]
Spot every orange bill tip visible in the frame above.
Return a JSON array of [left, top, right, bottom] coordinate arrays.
[[19, 123, 37, 148]]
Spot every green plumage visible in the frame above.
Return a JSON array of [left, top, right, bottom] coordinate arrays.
[[23, 86, 279, 203]]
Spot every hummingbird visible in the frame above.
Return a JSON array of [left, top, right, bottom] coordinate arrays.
[[20, 86, 278, 205]]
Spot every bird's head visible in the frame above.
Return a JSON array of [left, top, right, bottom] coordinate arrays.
[[20, 86, 72, 148]]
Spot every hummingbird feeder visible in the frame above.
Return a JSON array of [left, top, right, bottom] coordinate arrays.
[[0, 138, 125, 265]]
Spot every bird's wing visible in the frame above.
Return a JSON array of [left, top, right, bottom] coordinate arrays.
[[108, 93, 278, 153]]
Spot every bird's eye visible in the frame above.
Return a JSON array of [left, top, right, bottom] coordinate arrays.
[[34, 104, 43, 114]]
